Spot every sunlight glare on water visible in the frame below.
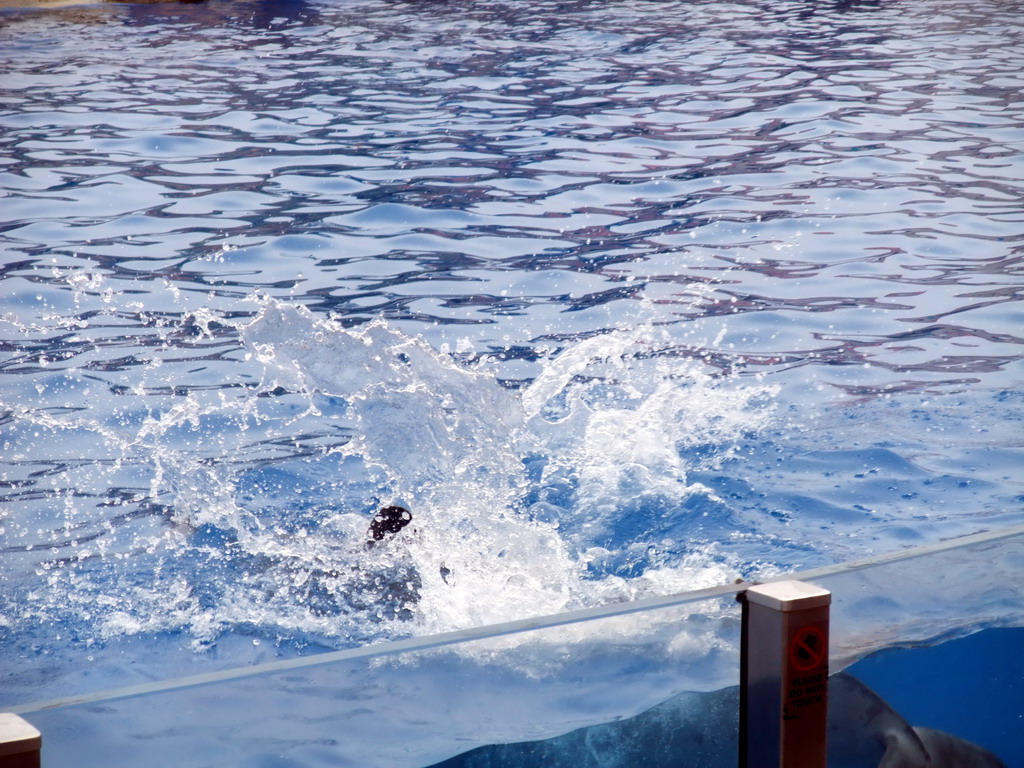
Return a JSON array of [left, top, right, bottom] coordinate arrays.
[[1, 0, 1023, 716]]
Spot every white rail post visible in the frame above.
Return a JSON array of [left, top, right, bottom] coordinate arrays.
[[0, 713, 41, 768], [739, 580, 830, 768]]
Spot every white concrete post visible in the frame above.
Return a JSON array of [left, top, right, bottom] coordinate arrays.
[[0, 713, 41, 768], [739, 580, 831, 768]]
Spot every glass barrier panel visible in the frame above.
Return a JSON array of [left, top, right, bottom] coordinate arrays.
[[809, 528, 1024, 768], [10, 526, 1024, 767], [17, 594, 742, 768], [807, 528, 1024, 670]]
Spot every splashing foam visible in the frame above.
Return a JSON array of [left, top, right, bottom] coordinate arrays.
[[522, 329, 773, 520], [240, 301, 575, 635], [232, 301, 777, 638], [2, 298, 777, 652]]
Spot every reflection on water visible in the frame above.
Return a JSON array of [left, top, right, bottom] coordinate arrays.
[[0, 0, 1022, 712]]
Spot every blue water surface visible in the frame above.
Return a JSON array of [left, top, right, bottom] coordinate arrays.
[[1, 0, 1023, 763]]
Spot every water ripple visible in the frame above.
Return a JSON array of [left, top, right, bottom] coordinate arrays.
[[0, 0, 1022, 687]]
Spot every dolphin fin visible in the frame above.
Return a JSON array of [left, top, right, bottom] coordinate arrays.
[[830, 673, 1007, 768]]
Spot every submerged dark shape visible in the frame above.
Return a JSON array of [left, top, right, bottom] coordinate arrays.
[[427, 673, 1006, 768], [366, 505, 413, 548]]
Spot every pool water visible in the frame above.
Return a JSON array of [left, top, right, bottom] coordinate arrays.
[[1, 0, 1023, 763], [423, 626, 1024, 768], [849, 626, 1024, 766]]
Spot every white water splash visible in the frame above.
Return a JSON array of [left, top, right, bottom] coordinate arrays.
[[230, 300, 778, 636], [0, 296, 779, 655]]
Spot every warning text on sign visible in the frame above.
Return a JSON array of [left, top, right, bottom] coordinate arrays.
[[787, 671, 826, 710]]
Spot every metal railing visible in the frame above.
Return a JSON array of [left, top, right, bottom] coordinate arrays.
[[4, 522, 1023, 767]]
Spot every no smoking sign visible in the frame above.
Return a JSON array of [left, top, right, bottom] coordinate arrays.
[[789, 625, 826, 672]]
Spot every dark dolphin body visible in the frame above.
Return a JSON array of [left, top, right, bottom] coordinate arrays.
[[290, 505, 419, 619], [366, 505, 413, 548], [427, 673, 1006, 768], [199, 505, 422, 623]]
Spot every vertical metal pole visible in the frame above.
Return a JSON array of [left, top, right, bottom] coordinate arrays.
[[739, 580, 830, 768], [0, 713, 41, 768]]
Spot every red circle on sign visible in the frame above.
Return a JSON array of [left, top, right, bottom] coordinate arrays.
[[790, 626, 826, 672]]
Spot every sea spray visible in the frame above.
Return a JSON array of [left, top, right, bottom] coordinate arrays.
[[521, 327, 778, 547], [241, 300, 577, 634], [239, 300, 779, 634], [1, 298, 779, 655]]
